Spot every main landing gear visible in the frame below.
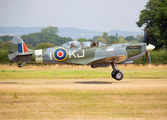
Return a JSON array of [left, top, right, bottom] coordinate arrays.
[[18, 62, 25, 68], [111, 62, 124, 81]]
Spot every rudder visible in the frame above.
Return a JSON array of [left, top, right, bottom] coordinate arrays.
[[8, 35, 32, 61]]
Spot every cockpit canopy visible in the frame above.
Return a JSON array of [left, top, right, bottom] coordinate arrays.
[[62, 41, 106, 49], [82, 41, 106, 48], [98, 41, 106, 47], [82, 41, 91, 48], [62, 41, 81, 49]]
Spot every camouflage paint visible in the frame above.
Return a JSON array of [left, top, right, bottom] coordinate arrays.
[[8, 35, 148, 66], [126, 43, 143, 59]]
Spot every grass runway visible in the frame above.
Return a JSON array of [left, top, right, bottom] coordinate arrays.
[[0, 64, 167, 120]]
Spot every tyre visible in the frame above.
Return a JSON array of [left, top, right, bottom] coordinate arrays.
[[114, 70, 124, 81], [111, 71, 115, 78], [18, 63, 22, 68]]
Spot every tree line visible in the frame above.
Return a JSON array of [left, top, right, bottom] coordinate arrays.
[[136, 0, 167, 50], [0, 27, 72, 50], [0, 26, 143, 50], [89, 32, 143, 44]]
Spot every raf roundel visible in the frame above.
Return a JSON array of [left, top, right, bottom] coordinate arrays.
[[53, 47, 68, 61]]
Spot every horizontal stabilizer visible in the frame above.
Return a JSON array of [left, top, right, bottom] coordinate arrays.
[[17, 52, 33, 56], [10, 53, 33, 62]]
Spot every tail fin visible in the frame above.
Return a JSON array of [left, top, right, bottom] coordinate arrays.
[[8, 35, 32, 62]]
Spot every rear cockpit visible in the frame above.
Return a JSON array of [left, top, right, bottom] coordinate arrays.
[[82, 41, 106, 48], [62, 41, 106, 49]]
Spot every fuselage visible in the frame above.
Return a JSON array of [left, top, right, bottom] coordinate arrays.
[[19, 42, 147, 65], [8, 35, 155, 80], [9, 38, 154, 66]]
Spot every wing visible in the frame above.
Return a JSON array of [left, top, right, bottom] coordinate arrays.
[[90, 55, 126, 65]]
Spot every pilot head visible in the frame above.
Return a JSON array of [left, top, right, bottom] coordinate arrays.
[[93, 41, 97, 46], [71, 43, 75, 48]]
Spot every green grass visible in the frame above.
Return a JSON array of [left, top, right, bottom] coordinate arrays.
[[0, 65, 167, 119], [0, 69, 109, 79], [0, 67, 167, 79]]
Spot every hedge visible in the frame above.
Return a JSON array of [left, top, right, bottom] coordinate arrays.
[[0, 49, 167, 65]]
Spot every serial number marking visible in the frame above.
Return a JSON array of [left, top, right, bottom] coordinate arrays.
[[35, 54, 49, 58], [50, 53, 52, 60]]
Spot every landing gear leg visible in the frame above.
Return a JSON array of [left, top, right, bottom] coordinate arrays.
[[18, 62, 25, 68], [111, 62, 124, 81]]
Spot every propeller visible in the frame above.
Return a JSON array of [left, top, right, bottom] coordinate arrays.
[[144, 29, 155, 64], [146, 50, 151, 63], [146, 29, 150, 45]]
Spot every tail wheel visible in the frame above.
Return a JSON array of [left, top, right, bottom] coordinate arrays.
[[18, 63, 22, 68]]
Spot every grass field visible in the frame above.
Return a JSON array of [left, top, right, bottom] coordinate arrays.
[[0, 64, 167, 79], [0, 64, 167, 120]]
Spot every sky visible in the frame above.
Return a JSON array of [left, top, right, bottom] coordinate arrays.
[[0, 0, 148, 32]]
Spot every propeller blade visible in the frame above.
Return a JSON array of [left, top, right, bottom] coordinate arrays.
[[146, 51, 151, 64], [147, 51, 151, 63], [146, 29, 150, 45], [144, 29, 153, 64], [146, 51, 148, 63], [144, 31, 147, 43]]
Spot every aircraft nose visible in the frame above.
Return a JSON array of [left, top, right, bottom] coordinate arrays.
[[146, 44, 155, 51]]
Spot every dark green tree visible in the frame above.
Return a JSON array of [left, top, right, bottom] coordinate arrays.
[[22, 33, 40, 46], [0, 35, 13, 42], [36, 43, 55, 49], [78, 38, 88, 42], [0, 38, 3, 43], [125, 36, 136, 41], [0, 50, 10, 64], [21, 32, 72, 47], [109, 36, 118, 44], [0, 41, 11, 50], [41, 26, 59, 34], [136, 0, 167, 49], [102, 32, 111, 44]]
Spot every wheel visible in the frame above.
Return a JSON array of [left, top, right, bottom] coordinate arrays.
[[18, 63, 22, 68], [114, 70, 124, 81], [111, 71, 115, 78]]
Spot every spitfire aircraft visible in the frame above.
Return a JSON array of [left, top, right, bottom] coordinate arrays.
[[8, 31, 155, 80]]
